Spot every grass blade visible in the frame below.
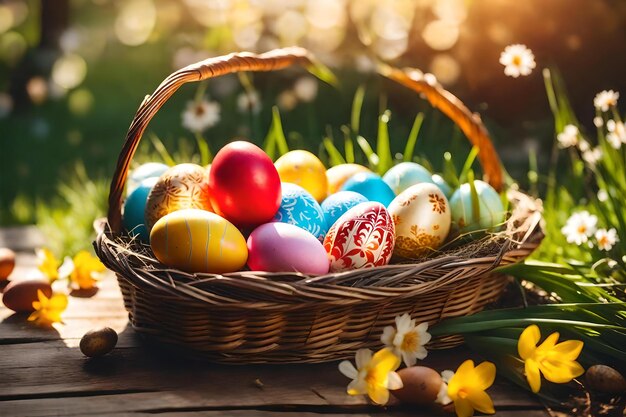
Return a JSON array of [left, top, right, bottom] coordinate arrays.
[[377, 110, 393, 175], [459, 146, 480, 183], [403, 113, 424, 163], [271, 106, 289, 156], [323, 136, 346, 166], [149, 134, 176, 166], [351, 85, 365, 134], [357, 135, 379, 169], [341, 125, 355, 164]]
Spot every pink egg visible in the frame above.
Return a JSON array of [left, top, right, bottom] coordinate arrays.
[[247, 222, 329, 275], [323, 202, 395, 272]]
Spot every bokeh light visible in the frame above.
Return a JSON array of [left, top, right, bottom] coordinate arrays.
[[68, 89, 95, 116], [114, 0, 156, 46], [52, 54, 87, 90], [26, 77, 48, 105], [429, 54, 460, 85], [422, 20, 460, 51]]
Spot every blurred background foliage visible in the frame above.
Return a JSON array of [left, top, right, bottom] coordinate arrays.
[[1, 0, 626, 227]]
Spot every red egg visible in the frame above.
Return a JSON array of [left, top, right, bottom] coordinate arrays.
[[209, 141, 281, 226]]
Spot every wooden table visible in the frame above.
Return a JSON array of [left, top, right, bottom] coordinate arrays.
[[0, 227, 550, 417]]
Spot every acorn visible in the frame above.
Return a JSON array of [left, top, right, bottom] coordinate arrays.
[[392, 366, 443, 405], [585, 365, 626, 394], [0, 248, 16, 280], [80, 327, 118, 358]]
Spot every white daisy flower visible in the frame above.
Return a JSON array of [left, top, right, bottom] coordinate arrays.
[[595, 228, 618, 251], [181, 99, 221, 133], [499, 44, 536, 78], [561, 211, 598, 245], [594, 90, 619, 112], [556, 124, 579, 148], [597, 189, 609, 202], [435, 369, 454, 405], [293, 77, 318, 102], [237, 91, 261, 114], [381, 313, 432, 367], [606, 120, 626, 149], [593, 116, 604, 128], [582, 147, 603, 166]]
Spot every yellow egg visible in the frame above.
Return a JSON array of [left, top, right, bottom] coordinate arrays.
[[274, 150, 328, 202], [144, 163, 213, 231], [325, 163, 371, 195], [150, 209, 248, 274], [387, 183, 451, 259]]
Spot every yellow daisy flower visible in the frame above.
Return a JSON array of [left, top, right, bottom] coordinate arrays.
[[69, 250, 105, 290], [36, 248, 61, 282]]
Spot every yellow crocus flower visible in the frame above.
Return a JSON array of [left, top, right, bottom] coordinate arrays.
[[447, 360, 496, 417], [338, 348, 404, 405], [70, 250, 106, 290], [36, 248, 61, 282], [518, 324, 584, 393], [28, 290, 68, 326]]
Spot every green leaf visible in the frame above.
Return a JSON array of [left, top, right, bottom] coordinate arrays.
[[306, 60, 338, 87], [376, 110, 393, 175], [323, 136, 346, 166], [356, 135, 379, 169], [149, 134, 176, 166], [403, 113, 424, 163], [351, 85, 366, 134], [459, 146, 480, 184], [341, 126, 355, 164], [271, 106, 289, 157]]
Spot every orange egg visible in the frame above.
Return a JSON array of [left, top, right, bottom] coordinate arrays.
[[326, 163, 370, 195]]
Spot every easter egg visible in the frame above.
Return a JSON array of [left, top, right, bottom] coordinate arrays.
[[247, 222, 329, 275], [432, 174, 453, 199], [127, 162, 169, 194], [383, 162, 434, 195], [388, 183, 451, 259], [321, 191, 368, 229], [273, 183, 327, 241], [324, 202, 395, 272], [341, 172, 396, 207], [393, 366, 443, 405], [209, 141, 281, 226], [80, 327, 118, 358], [0, 248, 16, 280], [326, 163, 370, 195], [2, 279, 52, 312], [275, 150, 328, 202], [123, 177, 158, 242], [144, 163, 213, 231], [449, 180, 506, 233], [150, 209, 248, 273]]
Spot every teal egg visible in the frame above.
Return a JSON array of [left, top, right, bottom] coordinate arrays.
[[273, 183, 327, 241], [382, 162, 433, 195], [127, 162, 169, 195], [123, 177, 159, 242], [321, 191, 368, 229], [341, 172, 396, 207], [449, 180, 505, 232], [432, 174, 453, 199]]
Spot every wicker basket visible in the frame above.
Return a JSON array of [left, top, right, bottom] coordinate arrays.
[[95, 47, 543, 364]]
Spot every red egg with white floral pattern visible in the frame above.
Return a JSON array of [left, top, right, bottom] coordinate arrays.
[[323, 202, 395, 272]]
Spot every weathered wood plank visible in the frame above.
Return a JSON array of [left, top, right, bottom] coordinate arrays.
[[0, 390, 549, 417]]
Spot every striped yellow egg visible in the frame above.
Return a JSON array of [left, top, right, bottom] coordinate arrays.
[[150, 209, 248, 274]]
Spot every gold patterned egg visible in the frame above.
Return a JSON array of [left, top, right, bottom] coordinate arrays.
[[144, 163, 213, 231], [387, 183, 451, 259], [150, 209, 248, 273]]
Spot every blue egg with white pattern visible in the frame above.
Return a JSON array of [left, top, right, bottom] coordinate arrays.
[[123, 176, 159, 242], [272, 183, 328, 241], [321, 191, 368, 229], [341, 172, 396, 207]]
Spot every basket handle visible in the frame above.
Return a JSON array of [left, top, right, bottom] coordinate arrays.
[[378, 64, 504, 191], [107, 47, 317, 233], [107, 47, 504, 233]]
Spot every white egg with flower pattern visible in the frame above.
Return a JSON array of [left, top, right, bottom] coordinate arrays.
[[323, 202, 395, 272], [387, 183, 451, 259]]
